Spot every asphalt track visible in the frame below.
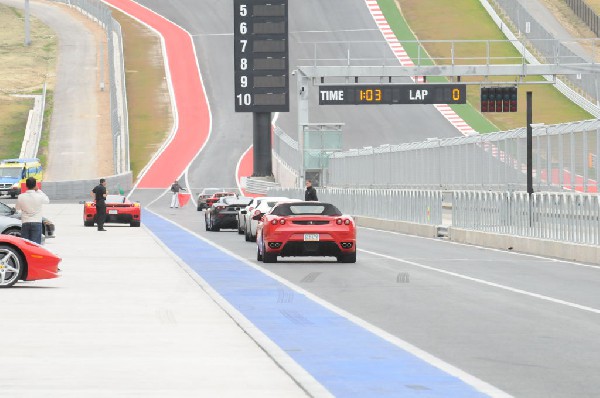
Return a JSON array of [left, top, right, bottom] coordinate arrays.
[[118, 0, 464, 194], [99, 1, 600, 396]]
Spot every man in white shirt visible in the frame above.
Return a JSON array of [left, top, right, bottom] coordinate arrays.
[[15, 177, 50, 244]]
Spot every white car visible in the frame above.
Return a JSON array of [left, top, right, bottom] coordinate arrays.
[[244, 197, 298, 242], [238, 198, 259, 235]]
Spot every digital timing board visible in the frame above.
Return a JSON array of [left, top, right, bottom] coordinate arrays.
[[318, 84, 467, 105], [233, 0, 289, 112]]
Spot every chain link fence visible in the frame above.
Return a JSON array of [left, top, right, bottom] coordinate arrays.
[[453, 191, 600, 245], [274, 119, 600, 192], [267, 187, 443, 225]]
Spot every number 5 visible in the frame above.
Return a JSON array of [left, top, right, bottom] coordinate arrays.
[[240, 5, 247, 16]]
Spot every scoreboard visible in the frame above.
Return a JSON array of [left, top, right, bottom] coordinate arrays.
[[318, 84, 467, 105], [233, 0, 289, 112]]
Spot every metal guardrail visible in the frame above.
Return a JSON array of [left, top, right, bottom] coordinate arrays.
[[453, 191, 600, 245], [565, 0, 600, 37], [267, 187, 443, 225]]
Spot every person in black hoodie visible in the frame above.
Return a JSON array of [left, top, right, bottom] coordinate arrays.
[[305, 179, 318, 201]]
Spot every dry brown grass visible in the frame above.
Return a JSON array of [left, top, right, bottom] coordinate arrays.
[[111, 9, 172, 180]]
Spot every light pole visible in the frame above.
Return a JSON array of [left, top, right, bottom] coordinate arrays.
[[24, 0, 31, 46]]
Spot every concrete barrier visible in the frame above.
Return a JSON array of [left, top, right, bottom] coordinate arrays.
[[353, 216, 439, 238], [354, 216, 599, 265], [43, 172, 133, 200], [449, 227, 600, 264]]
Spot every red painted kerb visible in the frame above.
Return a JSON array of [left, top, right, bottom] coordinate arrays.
[[105, 0, 210, 189]]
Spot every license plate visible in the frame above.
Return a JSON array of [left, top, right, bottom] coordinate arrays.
[[304, 233, 319, 241], [108, 210, 118, 215]]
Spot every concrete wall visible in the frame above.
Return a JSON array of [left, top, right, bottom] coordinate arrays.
[[354, 216, 599, 265], [43, 172, 133, 200]]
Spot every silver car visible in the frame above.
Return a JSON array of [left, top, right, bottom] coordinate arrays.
[[0, 201, 55, 239]]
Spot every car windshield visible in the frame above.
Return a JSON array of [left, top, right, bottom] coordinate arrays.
[[106, 195, 125, 203], [0, 201, 13, 215], [0, 167, 21, 178], [271, 203, 342, 216]]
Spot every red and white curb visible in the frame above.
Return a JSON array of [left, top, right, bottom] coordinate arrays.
[[365, 0, 476, 136]]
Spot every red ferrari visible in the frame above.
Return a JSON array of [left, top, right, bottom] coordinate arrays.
[[255, 201, 357, 263], [83, 195, 141, 227], [0, 235, 61, 288]]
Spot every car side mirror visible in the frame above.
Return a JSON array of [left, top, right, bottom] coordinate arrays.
[[241, 210, 247, 214], [252, 213, 263, 221], [10, 207, 16, 215]]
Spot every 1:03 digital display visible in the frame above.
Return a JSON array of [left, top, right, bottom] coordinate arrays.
[[319, 84, 467, 105]]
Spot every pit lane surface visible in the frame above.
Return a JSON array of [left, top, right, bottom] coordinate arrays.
[[147, 199, 600, 398]]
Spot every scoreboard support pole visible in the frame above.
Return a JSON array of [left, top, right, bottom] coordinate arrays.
[[253, 112, 272, 177], [526, 91, 533, 227]]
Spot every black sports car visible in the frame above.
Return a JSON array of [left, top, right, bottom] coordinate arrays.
[[205, 196, 252, 232]]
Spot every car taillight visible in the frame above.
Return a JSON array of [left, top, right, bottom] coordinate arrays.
[[336, 218, 343, 225], [280, 219, 286, 225], [133, 203, 140, 208], [253, 209, 261, 217], [271, 219, 278, 225], [217, 205, 226, 210], [344, 219, 351, 225]]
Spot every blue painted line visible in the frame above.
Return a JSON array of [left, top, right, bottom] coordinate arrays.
[[144, 211, 489, 397]]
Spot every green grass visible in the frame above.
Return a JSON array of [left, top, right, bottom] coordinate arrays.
[[111, 10, 171, 179], [0, 4, 57, 166], [0, 97, 32, 159], [377, 0, 593, 132]]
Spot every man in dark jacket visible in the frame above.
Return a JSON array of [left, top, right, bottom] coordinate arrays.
[[305, 179, 318, 201], [91, 178, 107, 231], [170, 180, 186, 208]]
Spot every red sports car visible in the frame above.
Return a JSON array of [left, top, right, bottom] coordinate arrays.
[[255, 201, 357, 263], [83, 195, 141, 227], [0, 235, 61, 288]]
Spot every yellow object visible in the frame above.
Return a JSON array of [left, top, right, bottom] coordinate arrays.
[[0, 158, 43, 198]]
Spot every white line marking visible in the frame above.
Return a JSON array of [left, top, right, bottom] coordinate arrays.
[[145, 210, 511, 397], [359, 226, 600, 270], [360, 248, 600, 315]]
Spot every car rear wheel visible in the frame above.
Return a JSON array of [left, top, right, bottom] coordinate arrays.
[[0, 244, 24, 288], [262, 243, 277, 263], [84, 220, 94, 227], [130, 221, 140, 227], [3, 228, 21, 237], [337, 252, 356, 263], [245, 225, 250, 242]]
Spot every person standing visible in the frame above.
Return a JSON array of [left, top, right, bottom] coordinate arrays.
[[170, 180, 186, 208], [305, 179, 318, 201], [92, 178, 107, 231], [15, 177, 49, 244]]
